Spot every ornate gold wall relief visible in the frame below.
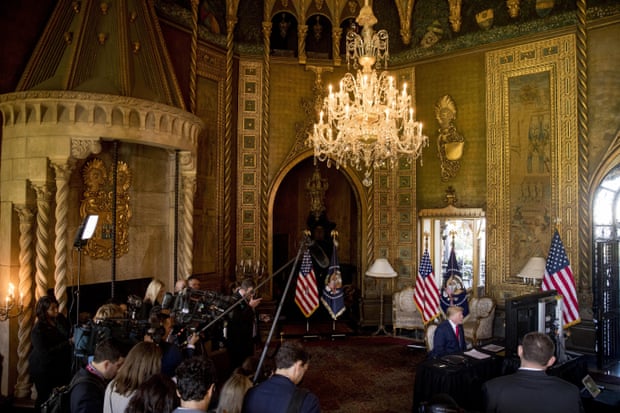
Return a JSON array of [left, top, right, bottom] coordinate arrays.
[[80, 158, 132, 259]]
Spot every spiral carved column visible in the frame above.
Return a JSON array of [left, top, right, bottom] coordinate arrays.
[[14, 206, 35, 399], [575, 0, 590, 303], [52, 161, 75, 314], [189, 0, 199, 114], [298, 25, 308, 64], [261, 21, 272, 270], [224, 6, 238, 276], [33, 183, 52, 300], [179, 152, 196, 279]]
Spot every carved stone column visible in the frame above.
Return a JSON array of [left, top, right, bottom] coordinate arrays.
[[14, 206, 35, 399], [33, 183, 53, 300], [332, 27, 342, 66], [298, 24, 308, 64], [51, 160, 76, 314], [179, 152, 196, 279]]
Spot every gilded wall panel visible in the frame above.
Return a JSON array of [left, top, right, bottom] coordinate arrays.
[[486, 34, 578, 303], [237, 60, 264, 263]]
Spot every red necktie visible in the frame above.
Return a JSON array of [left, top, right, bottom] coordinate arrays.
[[455, 325, 459, 338]]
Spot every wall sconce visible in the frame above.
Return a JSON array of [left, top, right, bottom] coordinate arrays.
[[1, 282, 24, 321]]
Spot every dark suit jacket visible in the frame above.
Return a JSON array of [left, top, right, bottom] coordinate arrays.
[[482, 369, 585, 413], [242, 374, 320, 413], [430, 320, 466, 358]]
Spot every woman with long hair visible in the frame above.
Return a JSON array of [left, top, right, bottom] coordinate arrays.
[[125, 373, 179, 413], [216, 371, 253, 413], [29, 295, 73, 411], [139, 278, 165, 320], [103, 341, 162, 413]]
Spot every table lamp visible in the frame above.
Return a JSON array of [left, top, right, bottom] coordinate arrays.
[[517, 256, 546, 286], [366, 258, 398, 335]]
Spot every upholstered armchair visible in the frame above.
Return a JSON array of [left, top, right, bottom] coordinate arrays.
[[425, 323, 438, 352], [463, 296, 496, 345], [392, 285, 425, 336]]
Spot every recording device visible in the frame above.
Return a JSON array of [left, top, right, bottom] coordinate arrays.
[[169, 287, 230, 342], [127, 294, 143, 320]]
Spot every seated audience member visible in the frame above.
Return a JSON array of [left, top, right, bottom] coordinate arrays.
[[125, 373, 179, 413], [482, 332, 585, 413], [70, 338, 127, 413], [216, 370, 253, 413], [172, 356, 217, 413], [104, 341, 162, 413], [430, 306, 467, 358], [242, 340, 320, 413]]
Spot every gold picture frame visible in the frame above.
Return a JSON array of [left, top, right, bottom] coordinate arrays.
[[486, 34, 579, 302]]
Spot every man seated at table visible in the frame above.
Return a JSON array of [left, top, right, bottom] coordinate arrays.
[[482, 331, 584, 413], [430, 305, 467, 358]]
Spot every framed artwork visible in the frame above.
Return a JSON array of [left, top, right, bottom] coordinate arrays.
[[486, 34, 578, 300]]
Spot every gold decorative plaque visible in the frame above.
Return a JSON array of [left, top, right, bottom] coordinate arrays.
[[80, 158, 132, 259]]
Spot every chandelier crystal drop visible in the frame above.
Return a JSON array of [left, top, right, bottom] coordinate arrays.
[[308, 0, 428, 186]]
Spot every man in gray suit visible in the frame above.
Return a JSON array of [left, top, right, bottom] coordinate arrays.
[[482, 332, 584, 413]]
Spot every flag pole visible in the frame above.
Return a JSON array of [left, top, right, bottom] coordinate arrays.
[[253, 231, 312, 384]]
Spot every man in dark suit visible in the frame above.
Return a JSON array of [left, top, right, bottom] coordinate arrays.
[[431, 305, 467, 357], [482, 331, 584, 413], [242, 340, 320, 413]]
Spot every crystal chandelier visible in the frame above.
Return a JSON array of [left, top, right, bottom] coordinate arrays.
[[309, 0, 428, 186]]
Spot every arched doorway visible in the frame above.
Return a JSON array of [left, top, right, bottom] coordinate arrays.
[[271, 157, 361, 324]]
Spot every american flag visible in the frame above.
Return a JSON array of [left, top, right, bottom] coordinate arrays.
[[295, 248, 319, 318], [542, 229, 580, 328], [414, 248, 440, 324]]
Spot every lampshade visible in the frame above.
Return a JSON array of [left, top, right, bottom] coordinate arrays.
[[366, 258, 398, 279], [517, 257, 546, 279]]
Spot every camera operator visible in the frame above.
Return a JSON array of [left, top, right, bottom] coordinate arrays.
[[146, 306, 200, 377], [226, 278, 262, 370], [74, 303, 137, 369]]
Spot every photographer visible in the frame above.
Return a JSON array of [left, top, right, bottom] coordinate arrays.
[[226, 278, 262, 370], [146, 306, 199, 377]]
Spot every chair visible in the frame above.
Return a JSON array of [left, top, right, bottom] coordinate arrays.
[[462, 296, 496, 345], [425, 323, 438, 353], [392, 285, 425, 337]]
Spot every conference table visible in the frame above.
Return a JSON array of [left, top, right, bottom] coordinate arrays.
[[412, 347, 587, 412]]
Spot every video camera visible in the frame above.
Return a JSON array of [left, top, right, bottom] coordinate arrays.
[[171, 288, 229, 326]]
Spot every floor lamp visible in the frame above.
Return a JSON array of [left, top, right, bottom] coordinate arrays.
[[72, 214, 98, 327], [366, 258, 398, 336]]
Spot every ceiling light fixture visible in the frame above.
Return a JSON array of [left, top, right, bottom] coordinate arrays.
[[309, 0, 428, 186]]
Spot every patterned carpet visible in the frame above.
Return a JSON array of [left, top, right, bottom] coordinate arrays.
[[300, 335, 425, 413]]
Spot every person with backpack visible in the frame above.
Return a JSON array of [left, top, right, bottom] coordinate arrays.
[[70, 338, 127, 413], [29, 295, 73, 412]]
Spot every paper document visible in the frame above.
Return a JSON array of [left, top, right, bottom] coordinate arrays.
[[481, 343, 504, 352], [464, 349, 491, 360]]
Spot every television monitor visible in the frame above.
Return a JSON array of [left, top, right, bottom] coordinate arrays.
[[504, 290, 559, 357]]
